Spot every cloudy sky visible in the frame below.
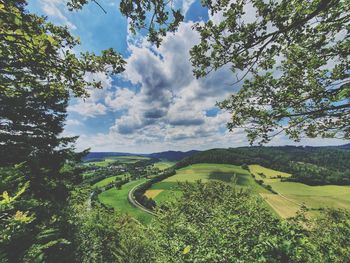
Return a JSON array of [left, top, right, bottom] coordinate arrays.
[[28, 0, 346, 153]]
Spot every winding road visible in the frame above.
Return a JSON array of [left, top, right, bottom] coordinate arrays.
[[128, 181, 157, 216]]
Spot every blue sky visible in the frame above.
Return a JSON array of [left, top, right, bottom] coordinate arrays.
[[28, 0, 345, 153]]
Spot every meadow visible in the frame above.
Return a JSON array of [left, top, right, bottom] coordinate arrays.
[[92, 174, 128, 188], [85, 155, 149, 167], [98, 178, 152, 224], [153, 161, 175, 170], [249, 165, 350, 218], [148, 163, 268, 205]]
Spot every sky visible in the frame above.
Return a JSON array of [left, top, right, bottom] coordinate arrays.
[[28, 0, 347, 153]]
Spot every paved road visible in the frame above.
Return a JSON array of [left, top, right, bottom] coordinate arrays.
[[128, 181, 157, 216]]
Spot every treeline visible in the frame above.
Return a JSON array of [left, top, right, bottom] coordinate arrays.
[[176, 146, 350, 185], [133, 168, 176, 210]]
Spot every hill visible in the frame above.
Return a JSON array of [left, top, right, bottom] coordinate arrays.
[[176, 146, 350, 185], [147, 150, 200, 161], [84, 150, 200, 162]]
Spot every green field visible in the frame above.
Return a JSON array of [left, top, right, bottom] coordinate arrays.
[[153, 161, 175, 170], [85, 155, 149, 167], [107, 155, 149, 163], [151, 163, 268, 205], [249, 165, 350, 218], [249, 164, 291, 179], [85, 159, 116, 167], [98, 178, 152, 224], [92, 174, 128, 188]]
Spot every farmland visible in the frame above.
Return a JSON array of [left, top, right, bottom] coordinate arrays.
[[85, 155, 149, 167], [150, 163, 268, 205], [249, 165, 350, 218], [92, 174, 128, 188], [153, 161, 175, 170], [98, 178, 152, 224]]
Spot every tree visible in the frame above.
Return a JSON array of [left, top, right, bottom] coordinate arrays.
[[191, 0, 350, 144], [70, 0, 350, 144], [149, 181, 318, 262], [0, 1, 124, 261]]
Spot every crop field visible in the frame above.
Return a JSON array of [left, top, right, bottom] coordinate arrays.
[[249, 165, 350, 218], [153, 161, 175, 170], [92, 174, 127, 188], [98, 178, 152, 224], [151, 163, 268, 205], [144, 189, 163, 199]]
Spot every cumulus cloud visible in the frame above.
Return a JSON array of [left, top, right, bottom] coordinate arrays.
[[109, 21, 235, 138], [69, 102, 107, 117], [66, 17, 347, 151]]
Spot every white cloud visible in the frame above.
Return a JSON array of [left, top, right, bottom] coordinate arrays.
[[39, 0, 77, 30], [66, 119, 82, 126], [69, 102, 107, 117], [63, 18, 347, 151], [68, 72, 113, 118]]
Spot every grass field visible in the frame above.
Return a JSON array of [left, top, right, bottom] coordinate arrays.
[[153, 161, 175, 170], [107, 155, 149, 163], [249, 164, 291, 179], [249, 165, 350, 218], [98, 178, 152, 224], [92, 174, 128, 188], [85, 155, 149, 167], [151, 163, 268, 205], [85, 159, 117, 167]]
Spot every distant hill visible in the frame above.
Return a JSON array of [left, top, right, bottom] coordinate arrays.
[[84, 150, 200, 162], [147, 150, 200, 161], [83, 152, 137, 161], [337, 143, 350, 149]]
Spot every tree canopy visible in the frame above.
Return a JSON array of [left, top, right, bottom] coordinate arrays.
[[0, 1, 124, 261]]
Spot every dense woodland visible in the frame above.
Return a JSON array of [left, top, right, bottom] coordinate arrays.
[[176, 146, 350, 185]]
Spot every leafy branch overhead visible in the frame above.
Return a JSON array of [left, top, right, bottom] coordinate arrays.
[[68, 0, 184, 47], [190, 0, 350, 143], [1, 1, 125, 99], [69, 0, 350, 144]]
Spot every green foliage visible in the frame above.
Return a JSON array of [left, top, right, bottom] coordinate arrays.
[[68, 0, 183, 47], [149, 181, 318, 262], [189, 0, 350, 143], [0, 1, 125, 261], [69, 189, 123, 262], [309, 209, 350, 262], [0, 166, 34, 261]]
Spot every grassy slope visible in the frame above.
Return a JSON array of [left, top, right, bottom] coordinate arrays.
[[85, 155, 149, 167], [249, 165, 350, 218], [107, 155, 149, 163], [92, 174, 128, 188], [152, 163, 268, 206], [98, 178, 152, 224], [153, 161, 175, 170]]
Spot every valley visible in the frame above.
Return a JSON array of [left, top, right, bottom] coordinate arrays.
[[86, 147, 350, 223]]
